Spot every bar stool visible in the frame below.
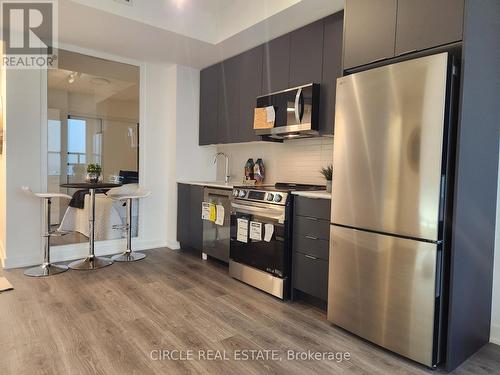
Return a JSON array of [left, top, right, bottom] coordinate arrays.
[[21, 187, 72, 277], [108, 189, 151, 262]]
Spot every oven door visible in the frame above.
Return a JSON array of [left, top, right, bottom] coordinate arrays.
[[230, 201, 287, 278]]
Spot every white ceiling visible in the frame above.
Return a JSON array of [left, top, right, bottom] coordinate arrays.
[[59, 0, 344, 69], [48, 69, 139, 102], [71, 0, 302, 44]]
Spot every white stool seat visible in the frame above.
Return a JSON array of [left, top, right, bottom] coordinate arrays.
[[22, 187, 72, 200], [35, 192, 72, 199], [108, 190, 151, 201]]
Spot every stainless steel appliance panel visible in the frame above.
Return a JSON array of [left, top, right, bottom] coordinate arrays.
[[203, 188, 232, 262], [328, 225, 438, 367], [331, 53, 449, 241]]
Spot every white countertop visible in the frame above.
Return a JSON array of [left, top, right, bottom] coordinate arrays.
[[177, 180, 234, 189], [291, 191, 331, 199]]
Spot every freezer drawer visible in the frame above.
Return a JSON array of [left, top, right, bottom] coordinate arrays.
[[328, 225, 439, 367]]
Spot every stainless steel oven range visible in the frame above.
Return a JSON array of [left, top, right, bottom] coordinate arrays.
[[229, 183, 325, 300]]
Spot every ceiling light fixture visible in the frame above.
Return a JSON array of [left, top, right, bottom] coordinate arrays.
[[67, 72, 82, 84]]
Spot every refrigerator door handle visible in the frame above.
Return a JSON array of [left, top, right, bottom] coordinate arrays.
[[439, 175, 446, 221]]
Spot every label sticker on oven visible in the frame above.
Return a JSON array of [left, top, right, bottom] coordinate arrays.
[[264, 224, 274, 242], [237, 218, 249, 243], [201, 202, 211, 220], [249, 221, 262, 241]]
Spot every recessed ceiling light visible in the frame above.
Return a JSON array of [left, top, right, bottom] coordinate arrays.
[[90, 77, 111, 86]]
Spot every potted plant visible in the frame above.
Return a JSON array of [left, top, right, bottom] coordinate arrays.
[[86, 163, 102, 183], [320, 164, 333, 193]]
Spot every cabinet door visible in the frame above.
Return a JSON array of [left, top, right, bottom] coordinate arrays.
[[293, 252, 329, 301], [199, 64, 220, 145], [189, 185, 204, 251], [177, 183, 191, 245], [320, 12, 343, 135], [218, 56, 240, 143], [343, 0, 397, 70], [238, 46, 262, 143], [395, 0, 464, 55], [289, 20, 324, 87], [262, 34, 291, 94]]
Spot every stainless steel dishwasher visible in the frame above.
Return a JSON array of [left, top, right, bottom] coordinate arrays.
[[202, 187, 232, 262]]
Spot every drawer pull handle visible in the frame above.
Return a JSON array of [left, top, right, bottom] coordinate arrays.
[[305, 254, 318, 260], [304, 216, 318, 221], [305, 235, 318, 240]]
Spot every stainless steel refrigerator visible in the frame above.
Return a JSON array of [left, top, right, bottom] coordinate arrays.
[[328, 53, 454, 367]]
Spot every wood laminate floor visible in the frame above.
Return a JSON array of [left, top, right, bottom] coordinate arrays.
[[0, 248, 499, 375]]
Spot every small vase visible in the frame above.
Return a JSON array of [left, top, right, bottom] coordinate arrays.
[[85, 172, 101, 183], [326, 180, 332, 193]]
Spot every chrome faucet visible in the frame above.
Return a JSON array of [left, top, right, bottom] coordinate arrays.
[[213, 152, 230, 184]]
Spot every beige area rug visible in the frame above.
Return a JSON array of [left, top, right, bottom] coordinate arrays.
[[0, 276, 13, 292]]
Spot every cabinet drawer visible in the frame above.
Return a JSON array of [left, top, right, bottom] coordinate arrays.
[[294, 216, 330, 240], [293, 252, 329, 301], [293, 234, 329, 261], [294, 196, 331, 221]]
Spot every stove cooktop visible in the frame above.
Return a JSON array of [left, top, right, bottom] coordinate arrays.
[[232, 183, 326, 205], [234, 182, 326, 193]]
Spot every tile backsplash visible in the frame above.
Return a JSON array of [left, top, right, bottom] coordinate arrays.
[[216, 137, 333, 185]]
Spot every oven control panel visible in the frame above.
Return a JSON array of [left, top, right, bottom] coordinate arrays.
[[232, 188, 287, 206]]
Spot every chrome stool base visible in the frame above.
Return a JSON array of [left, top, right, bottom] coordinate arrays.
[[112, 251, 146, 262], [24, 263, 69, 277], [69, 256, 113, 270]]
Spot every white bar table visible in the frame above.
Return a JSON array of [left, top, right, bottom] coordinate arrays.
[[61, 182, 122, 270]]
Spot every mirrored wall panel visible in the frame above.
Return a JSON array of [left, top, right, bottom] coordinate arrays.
[[48, 50, 140, 246]]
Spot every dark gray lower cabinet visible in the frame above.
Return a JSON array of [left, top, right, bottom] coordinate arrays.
[[293, 253, 329, 301], [177, 183, 203, 251], [292, 196, 331, 306]]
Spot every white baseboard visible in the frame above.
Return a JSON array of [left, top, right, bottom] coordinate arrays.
[[2, 238, 167, 269], [491, 323, 500, 345], [166, 240, 180, 250]]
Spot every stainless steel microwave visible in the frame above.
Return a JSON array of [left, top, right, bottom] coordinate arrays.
[[256, 83, 320, 140]]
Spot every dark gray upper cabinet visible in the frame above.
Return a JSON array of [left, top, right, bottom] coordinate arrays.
[[320, 12, 343, 135], [343, 0, 398, 70], [199, 64, 219, 145], [289, 20, 324, 87], [262, 34, 291, 94], [395, 0, 464, 55], [237, 46, 263, 143], [218, 56, 240, 143]]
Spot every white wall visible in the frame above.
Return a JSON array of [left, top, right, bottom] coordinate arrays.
[[216, 137, 333, 185], [491, 156, 500, 344], [2, 68, 45, 268]]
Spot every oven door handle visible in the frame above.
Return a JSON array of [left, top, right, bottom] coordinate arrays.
[[231, 202, 285, 223]]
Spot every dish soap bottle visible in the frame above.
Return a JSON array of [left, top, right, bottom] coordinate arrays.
[[254, 159, 265, 184], [244, 158, 255, 181]]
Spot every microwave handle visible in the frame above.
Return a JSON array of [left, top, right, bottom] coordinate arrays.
[[294, 88, 302, 123]]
